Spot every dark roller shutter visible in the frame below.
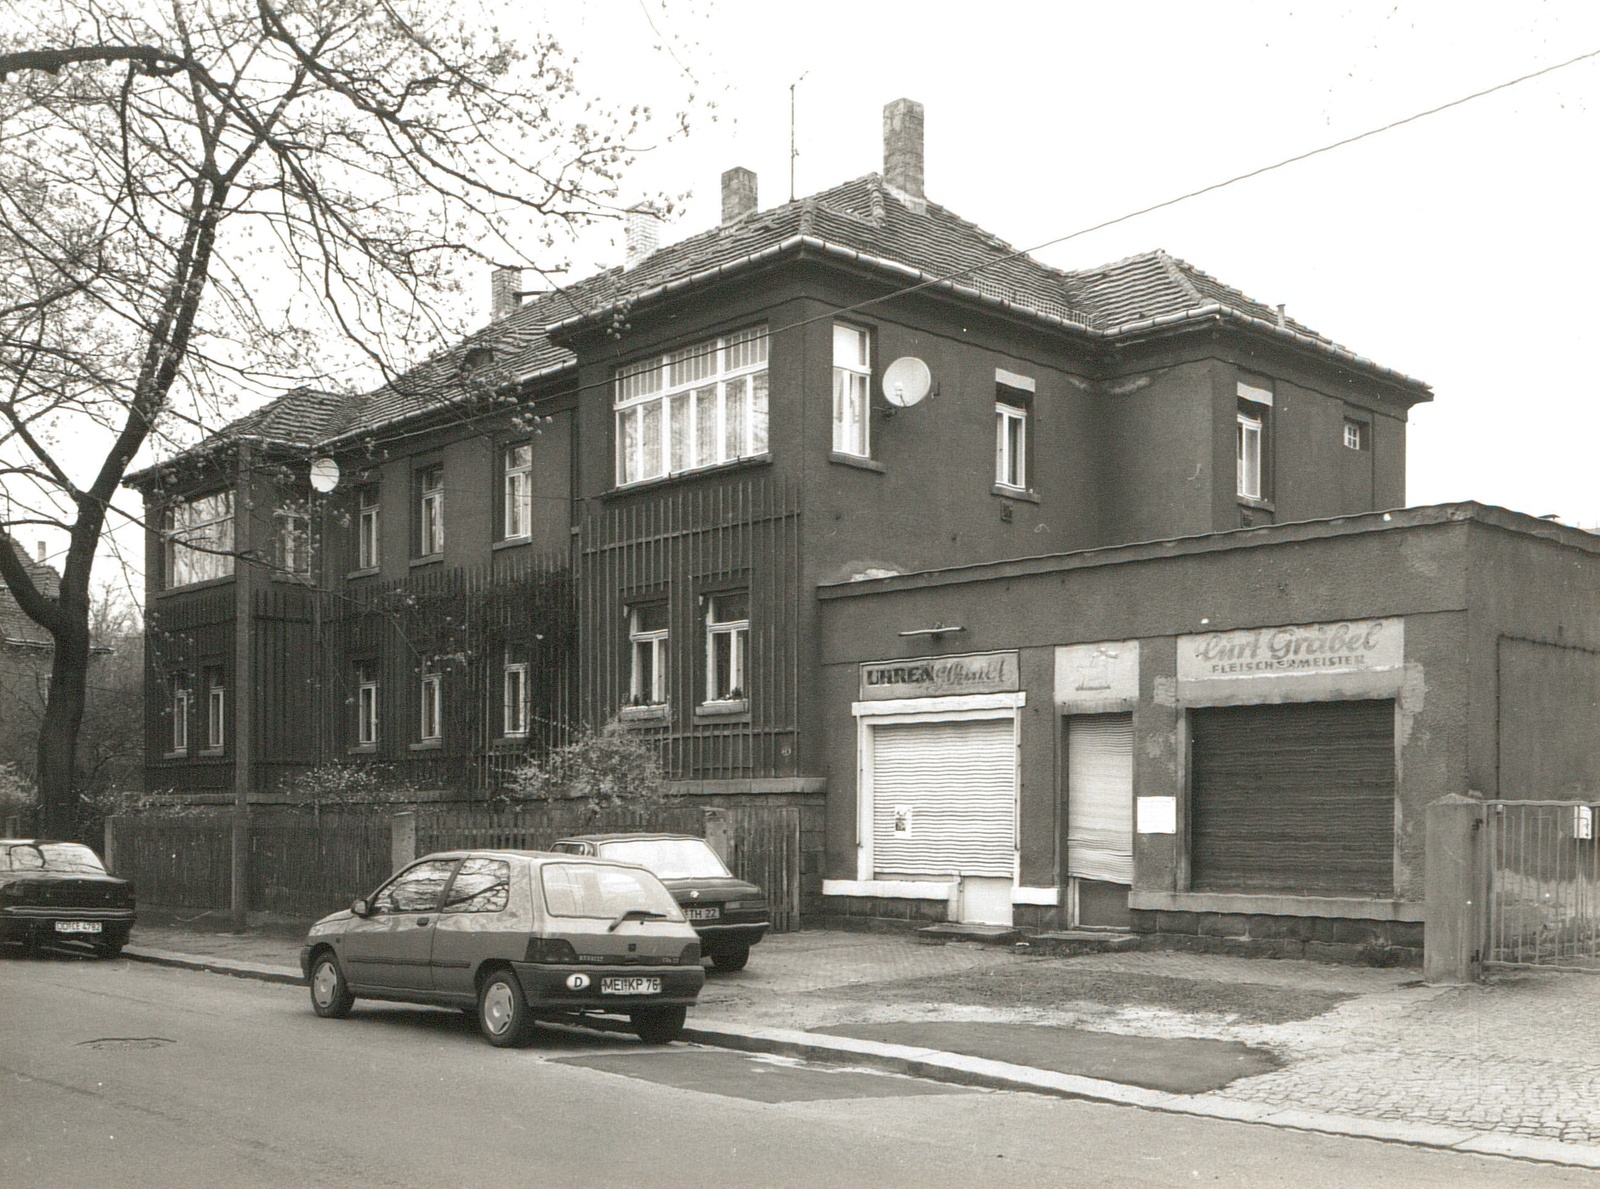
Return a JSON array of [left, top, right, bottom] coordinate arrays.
[[1190, 699, 1394, 896]]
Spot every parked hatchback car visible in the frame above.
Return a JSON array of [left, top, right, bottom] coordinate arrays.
[[549, 834, 768, 972], [300, 849, 705, 1047], [0, 839, 137, 957]]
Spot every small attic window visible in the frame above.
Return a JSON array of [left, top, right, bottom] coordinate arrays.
[[460, 346, 494, 376]]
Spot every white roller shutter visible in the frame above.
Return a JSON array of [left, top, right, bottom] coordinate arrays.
[[870, 719, 1015, 878], [1066, 714, 1133, 884]]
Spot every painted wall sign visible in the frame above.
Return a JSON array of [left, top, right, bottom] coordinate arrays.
[[1177, 618, 1403, 685], [860, 651, 1020, 700], [1056, 639, 1139, 703]]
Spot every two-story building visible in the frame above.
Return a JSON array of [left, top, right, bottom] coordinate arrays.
[[130, 99, 1600, 953]]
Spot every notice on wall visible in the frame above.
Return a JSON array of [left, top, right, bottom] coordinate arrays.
[[1136, 796, 1177, 835], [859, 651, 1020, 700], [1177, 618, 1403, 687]]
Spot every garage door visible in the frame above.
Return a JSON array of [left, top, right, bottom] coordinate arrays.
[[1189, 699, 1394, 896], [1067, 714, 1133, 884], [870, 718, 1015, 878]]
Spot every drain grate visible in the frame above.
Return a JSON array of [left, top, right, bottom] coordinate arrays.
[[77, 1037, 175, 1050]]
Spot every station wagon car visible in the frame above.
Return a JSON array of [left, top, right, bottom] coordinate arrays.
[[300, 850, 705, 1047], [550, 834, 768, 972], [0, 839, 136, 958]]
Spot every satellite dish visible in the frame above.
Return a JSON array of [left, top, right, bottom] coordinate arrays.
[[882, 356, 932, 408], [309, 457, 341, 493]]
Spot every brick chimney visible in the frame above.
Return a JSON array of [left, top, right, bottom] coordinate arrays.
[[490, 266, 522, 322], [624, 204, 661, 268], [721, 167, 758, 224], [883, 98, 925, 213], [35, 541, 46, 564]]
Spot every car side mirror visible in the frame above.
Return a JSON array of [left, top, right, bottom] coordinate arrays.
[[351, 898, 371, 918]]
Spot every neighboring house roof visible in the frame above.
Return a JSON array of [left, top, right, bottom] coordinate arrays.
[[129, 172, 1430, 483], [1, 543, 60, 649]]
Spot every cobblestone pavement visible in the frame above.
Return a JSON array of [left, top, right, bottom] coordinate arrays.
[[125, 920, 1600, 1150]]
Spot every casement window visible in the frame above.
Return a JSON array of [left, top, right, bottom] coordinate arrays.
[[1343, 418, 1370, 451], [275, 510, 310, 577], [832, 323, 871, 457], [628, 603, 669, 706], [614, 327, 769, 486], [205, 668, 225, 751], [703, 591, 749, 705], [357, 486, 380, 570], [168, 674, 191, 754], [163, 491, 234, 587], [503, 648, 529, 737], [356, 663, 379, 747], [502, 443, 532, 540], [995, 402, 1028, 490], [1237, 377, 1273, 501], [418, 664, 442, 743], [416, 465, 444, 557]]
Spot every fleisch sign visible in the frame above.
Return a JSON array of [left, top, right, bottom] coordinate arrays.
[[859, 651, 1020, 700], [1177, 618, 1403, 685]]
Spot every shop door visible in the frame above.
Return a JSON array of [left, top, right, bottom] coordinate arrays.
[[1189, 699, 1395, 896], [870, 718, 1016, 922], [1065, 713, 1134, 928]]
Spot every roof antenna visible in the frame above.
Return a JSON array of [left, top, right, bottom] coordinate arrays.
[[789, 72, 808, 202]]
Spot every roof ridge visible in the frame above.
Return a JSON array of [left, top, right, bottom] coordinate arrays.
[[1155, 249, 1208, 306]]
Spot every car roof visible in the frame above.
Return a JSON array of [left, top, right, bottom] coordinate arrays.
[[552, 833, 704, 845], [412, 847, 671, 869]]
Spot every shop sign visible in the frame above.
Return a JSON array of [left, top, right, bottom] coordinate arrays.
[[1056, 640, 1139, 702], [860, 651, 1020, 700], [1177, 618, 1402, 685]]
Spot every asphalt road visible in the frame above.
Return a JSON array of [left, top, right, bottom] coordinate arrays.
[[3, 952, 1595, 1189]]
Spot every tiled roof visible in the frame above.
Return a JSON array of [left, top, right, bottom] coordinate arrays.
[[135, 172, 1428, 471], [1, 542, 59, 648]]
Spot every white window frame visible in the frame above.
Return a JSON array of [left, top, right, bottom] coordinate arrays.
[[357, 486, 380, 570], [1344, 419, 1368, 451], [1237, 378, 1272, 501], [628, 604, 670, 706], [275, 510, 310, 577], [832, 323, 871, 457], [169, 677, 190, 754], [503, 650, 529, 737], [614, 327, 769, 486], [503, 443, 532, 540], [419, 665, 442, 743], [703, 592, 749, 705], [206, 671, 225, 751], [417, 466, 444, 557], [995, 402, 1028, 490], [163, 491, 235, 587], [357, 664, 379, 746]]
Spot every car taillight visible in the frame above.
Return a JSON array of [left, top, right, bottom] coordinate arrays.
[[524, 937, 579, 964], [679, 941, 701, 966]]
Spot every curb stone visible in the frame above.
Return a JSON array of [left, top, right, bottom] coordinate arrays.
[[123, 945, 1600, 1171]]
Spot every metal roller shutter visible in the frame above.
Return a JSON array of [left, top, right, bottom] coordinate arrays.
[[870, 719, 1015, 878], [1190, 699, 1395, 896], [1067, 714, 1134, 884]]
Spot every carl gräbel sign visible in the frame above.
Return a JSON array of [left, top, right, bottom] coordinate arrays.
[[1177, 618, 1403, 685], [860, 651, 1020, 700]]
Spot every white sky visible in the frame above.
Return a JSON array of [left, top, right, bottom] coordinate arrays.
[[29, 0, 1600, 595]]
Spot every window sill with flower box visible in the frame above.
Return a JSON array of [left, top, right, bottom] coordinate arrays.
[[694, 698, 749, 722], [347, 744, 378, 756], [619, 703, 671, 725]]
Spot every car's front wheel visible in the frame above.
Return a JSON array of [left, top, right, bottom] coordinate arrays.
[[309, 951, 354, 1018], [478, 969, 535, 1048], [710, 945, 750, 973], [631, 1005, 687, 1044]]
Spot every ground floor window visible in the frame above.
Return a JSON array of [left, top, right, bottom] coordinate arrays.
[[1188, 698, 1395, 896]]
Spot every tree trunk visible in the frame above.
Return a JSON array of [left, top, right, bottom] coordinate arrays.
[[36, 618, 91, 840]]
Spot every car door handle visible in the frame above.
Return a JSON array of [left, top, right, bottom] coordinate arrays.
[[416, 917, 430, 926]]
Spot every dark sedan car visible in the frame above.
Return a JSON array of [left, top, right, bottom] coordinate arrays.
[[301, 849, 705, 1046], [0, 839, 136, 957], [549, 834, 768, 972]]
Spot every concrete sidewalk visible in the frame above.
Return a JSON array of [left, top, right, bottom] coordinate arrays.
[[123, 920, 1600, 1171]]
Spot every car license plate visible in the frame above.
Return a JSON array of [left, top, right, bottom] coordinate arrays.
[[55, 921, 102, 934], [601, 976, 661, 995], [686, 906, 720, 921]]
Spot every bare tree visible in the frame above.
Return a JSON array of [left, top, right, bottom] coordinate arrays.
[[0, 0, 696, 837]]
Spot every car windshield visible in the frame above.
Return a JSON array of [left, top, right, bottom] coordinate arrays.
[[540, 862, 683, 920], [5, 843, 108, 874], [594, 838, 731, 880]]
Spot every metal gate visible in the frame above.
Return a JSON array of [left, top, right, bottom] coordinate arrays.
[[1484, 800, 1600, 970]]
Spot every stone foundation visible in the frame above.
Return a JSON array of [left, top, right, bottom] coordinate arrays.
[[1132, 909, 1422, 966]]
